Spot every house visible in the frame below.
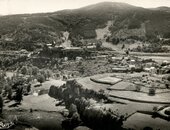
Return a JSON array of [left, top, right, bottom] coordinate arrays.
[[20, 49, 28, 54], [76, 57, 83, 61], [46, 44, 52, 47]]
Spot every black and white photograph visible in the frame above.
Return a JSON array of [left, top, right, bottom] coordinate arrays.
[[0, 0, 170, 130]]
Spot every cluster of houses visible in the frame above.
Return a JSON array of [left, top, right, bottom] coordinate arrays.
[[43, 41, 98, 60]]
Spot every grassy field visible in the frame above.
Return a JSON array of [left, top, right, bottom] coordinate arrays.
[[123, 113, 170, 130]]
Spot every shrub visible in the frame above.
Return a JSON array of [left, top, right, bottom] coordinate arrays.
[[167, 75, 170, 81], [46, 69, 52, 79], [32, 66, 39, 76], [135, 86, 141, 92], [37, 75, 45, 83], [148, 88, 156, 96], [20, 66, 27, 75], [164, 108, 170, 115], [99, 89, 105, 94], [96, 40, 102, 50], [111, 38, 119, 45], [153, 106, 158, 112], [79, 66, 85, 75]]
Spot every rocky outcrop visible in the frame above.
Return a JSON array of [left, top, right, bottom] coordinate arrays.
[[49, 79, 108, 104], [49, 79, 124, 130]]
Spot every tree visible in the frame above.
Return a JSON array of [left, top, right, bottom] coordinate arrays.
[[96, 40, 102, 50], [121, 44, 125, 50], [26, 83, 31, 93], [15, 85, 23, 104], [37, 75, 45, 83], [46, 69, 52, 80], [27, 67, 32, 76], [39, 70, 47, 80], [79, 66, 85, 75], [148, 88, 156, 96], [7, 87, 12, 100], [0, 96, 3, 113], [20, 66, 27, 75], [167, 75, 170, 81], [32, 66, 39, 76], [27, 76, 33, 83], [112, 38, 119, 45]]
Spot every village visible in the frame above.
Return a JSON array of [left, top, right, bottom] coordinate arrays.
[[0, 39, 169, 130], [0, 1, 170, 130]]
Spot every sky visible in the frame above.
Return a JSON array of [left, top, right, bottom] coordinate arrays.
[[0, 0, 170, 15]]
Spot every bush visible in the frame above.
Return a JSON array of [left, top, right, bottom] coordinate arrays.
[[111, 38, 119, 45], [135, 86, 141, 92], [37, 75, 45, 83], [164, 108, 170, 115], [148, 88, 156, 96], [32, 66, 39, 76], [167, 75, 170, 81], [153, 106, 158, 112], [99, 89, 105, 94], [96, 40, 102, 50], [20, 66, 27, 75], [46, 69, 52, 79]]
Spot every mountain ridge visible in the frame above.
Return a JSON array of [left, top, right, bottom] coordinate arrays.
[[0, 2, 170, 50]]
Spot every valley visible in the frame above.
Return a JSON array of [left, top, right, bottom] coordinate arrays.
[[0, 1, 170, 130]]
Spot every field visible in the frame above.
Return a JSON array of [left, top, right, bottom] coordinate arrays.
[[0, 44, 169, 130]]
